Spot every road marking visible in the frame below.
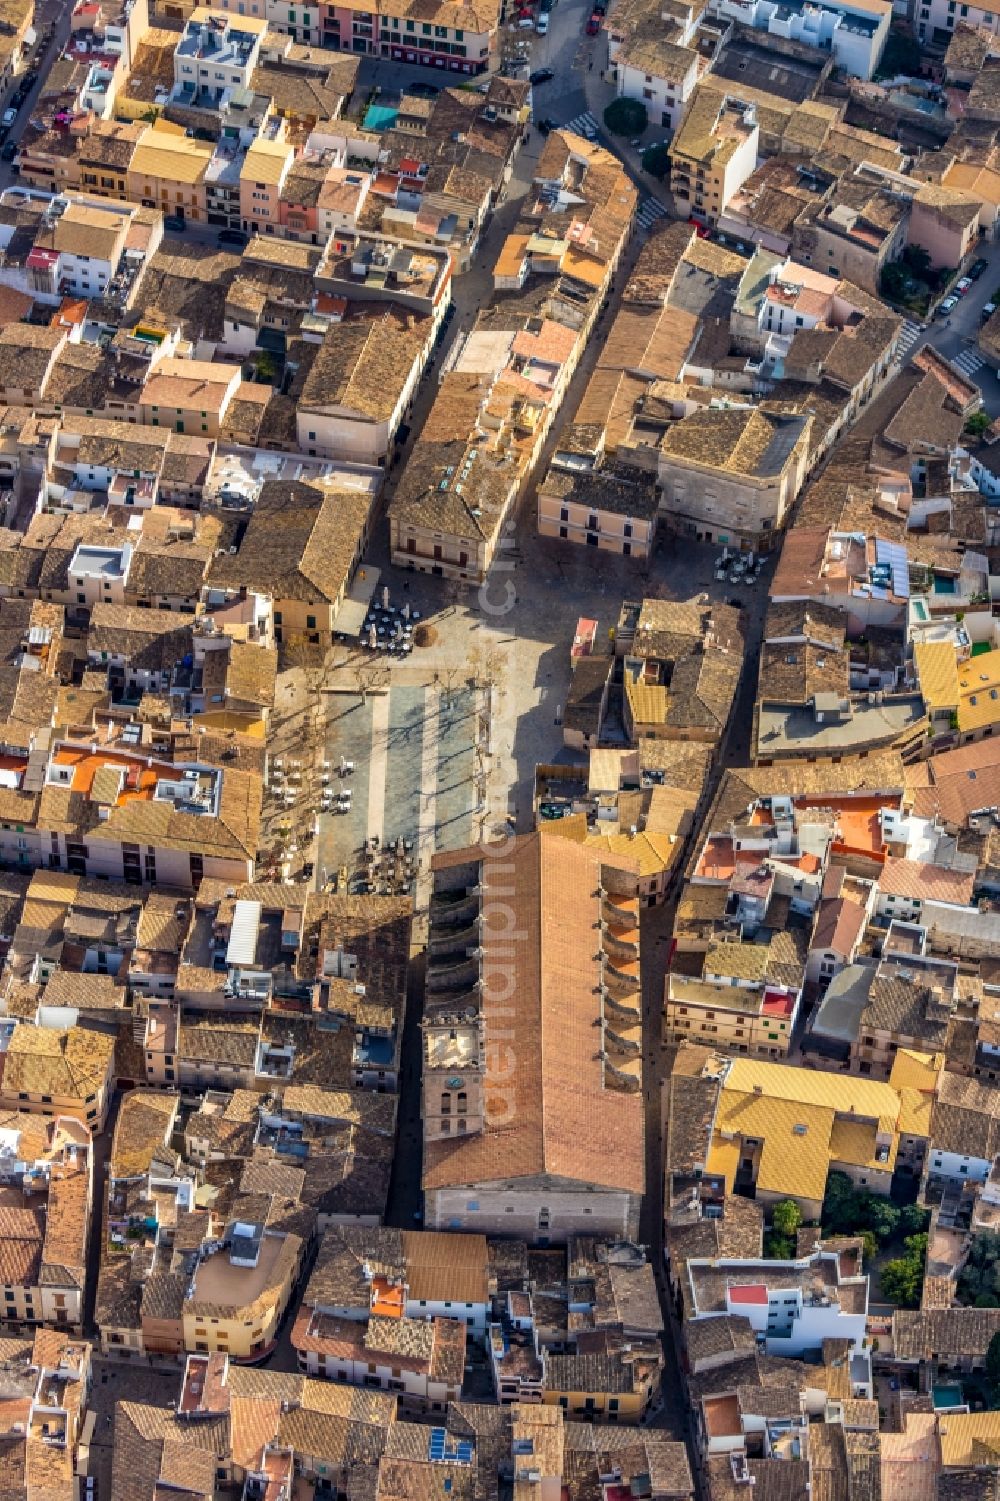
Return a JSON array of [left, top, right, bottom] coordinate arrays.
[[896, 320, 922, 361], [951, 347, 986, 379], [637, 197, 668, 231], [367, 690, 390, 846], [415, 684, 440, 911], [563, 110, 599, 137]]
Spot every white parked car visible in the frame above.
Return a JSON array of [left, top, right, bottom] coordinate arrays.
[[536, 13, 548, 31]]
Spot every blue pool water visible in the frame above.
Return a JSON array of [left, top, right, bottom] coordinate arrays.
[[364, 104, 399, 130]]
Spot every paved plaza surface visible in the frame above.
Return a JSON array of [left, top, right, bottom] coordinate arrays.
[[317, 682, 484, 897], [311, 516, 772, 924]]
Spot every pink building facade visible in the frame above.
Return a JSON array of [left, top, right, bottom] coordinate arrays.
[[319, 3, 495, 73], [279, 195, 321, 240]]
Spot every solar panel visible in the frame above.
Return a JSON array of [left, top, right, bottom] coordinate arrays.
[[427, 1429, 474, 1465], [428, 1430, 446, 1461], [875, 538, 910, 599]]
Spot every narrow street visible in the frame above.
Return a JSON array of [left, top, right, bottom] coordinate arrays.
[[385, 949, 426, 1230], [0, 0, 73, 193], [902, 237, 1000, 417], [83, 1091, 119, 1338]]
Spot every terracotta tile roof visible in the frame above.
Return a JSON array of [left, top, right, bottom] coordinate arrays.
[[299, 314, 429, 423], [423, 835, 644, 1198], [111, 1401, 229, 1501], [0, 1189, 43, 1287], [111, 1090, 178, 1179], [208, 478, 373, 606], [401, 1229, 490, 1305], [878, 857, 974, 906], [894, 1307, 1000, 1363], [811, 895, 867, 957], [1, 1023, 113, 1106]]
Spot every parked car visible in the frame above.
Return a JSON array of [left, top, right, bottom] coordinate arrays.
[[970, 258, 989, 279], [586, 12, 601, 31], [1, 108, 16, 128], [530, 66, 554, 83], [517, 16, 535, 26], [163, 214, 186, 232], [956, 277, 973, 296], [983, 301, 997, 324], [535, 13, 548, 31], [218, 228, 249, 248], [408, 82, 439, 97], [938, 295, 958, 316], [0, 140, 17, 162]]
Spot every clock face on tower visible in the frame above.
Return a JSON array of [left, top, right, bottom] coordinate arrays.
[[447, 1077, 464, 1089]]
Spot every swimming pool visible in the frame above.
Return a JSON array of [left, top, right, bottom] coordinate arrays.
[[364, 104, 400, 130]]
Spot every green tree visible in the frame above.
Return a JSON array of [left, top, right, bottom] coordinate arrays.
[[859, 1230, 878, 1265], [880, 1232, 928, 1309], [876, 27, 922, 79], [880, 1255, 923, 1308], [957, 1233, 1000, 1306], [821, 1172, 858, 1235], [902, 1232, 929, 1263], [641, 142, 670, 179], [965, 410, 991, 436], [880, 264, 909, 302], [898, 1204, 930, 1237], [902, 243, 932, 279], [976, 1293, 1000, 1308], [862, 1197, 901, 1243], [764, 1231, 795, 1260], [771, 1200, 803, 1239], [603, 97, 648, 136], [823, 1173, 903, 1245]]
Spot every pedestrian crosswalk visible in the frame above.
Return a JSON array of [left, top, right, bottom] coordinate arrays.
[[562, 110, 599, 139], [951, 347, 986, 380], [637, 196, 669, 232], [550, 115, 670, 233], [896, 319, 923, 362]]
